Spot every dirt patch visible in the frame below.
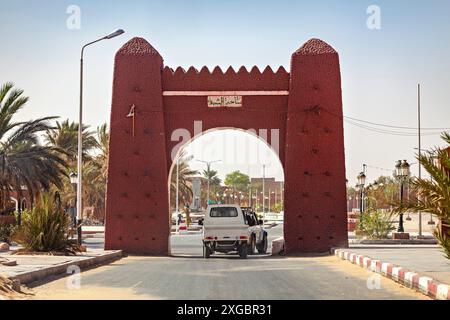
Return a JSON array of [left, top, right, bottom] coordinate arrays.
[[0, 276, 33, 300]]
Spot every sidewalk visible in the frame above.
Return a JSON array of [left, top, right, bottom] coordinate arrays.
[[0, 248, 122, 286], [0, 234, 121, 288], [347, 245, 450, 284], [334, 244, 450, 300]]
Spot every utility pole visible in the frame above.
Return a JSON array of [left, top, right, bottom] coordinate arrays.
[[274, 188, 277, 209], [262, 164, 266, 213], [362, 164, 367, 212], [280, 181, 283, 212], [176, 156, 179, 211], [418, 83, 423, 237]]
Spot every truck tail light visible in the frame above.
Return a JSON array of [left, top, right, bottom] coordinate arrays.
[[239, 236, 248, 240], [205, 236, 214, 240]]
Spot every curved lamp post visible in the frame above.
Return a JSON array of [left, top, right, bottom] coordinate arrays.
[[77, 29, 125, 245], [394, 159, 410, 232]]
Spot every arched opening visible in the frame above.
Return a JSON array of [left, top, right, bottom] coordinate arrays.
[[168, 128, 284, 257]]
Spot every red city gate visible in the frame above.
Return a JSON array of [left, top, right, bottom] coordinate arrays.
[[105, 37, 348, 255]]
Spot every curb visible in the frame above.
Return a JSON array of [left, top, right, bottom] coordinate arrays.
[[9, 250, 122, 285], [350, 239, 438, 245], [271, 237, 285, 255], [333, 248, 450, 300]]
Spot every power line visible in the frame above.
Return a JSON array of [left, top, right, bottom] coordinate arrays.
[[343, 114, 450, 131], [323, 109, 450, 133], [321, 109, 447, 137], [365, 164, 393, 173], [344, 118, 443, 136]]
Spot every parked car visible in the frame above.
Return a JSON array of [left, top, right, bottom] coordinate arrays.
[[202, 204, 268, 259]]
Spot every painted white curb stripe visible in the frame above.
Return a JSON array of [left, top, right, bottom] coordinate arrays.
[[363, 257, 371, 269], [392, 267, 402, 280], [370, 260, 379, 272], [404, 272, 418, 287], [418, 277, 433, 294], [349, 253, 356, 263], [437, 284, 449, 300], [381, 263, 390, 275]]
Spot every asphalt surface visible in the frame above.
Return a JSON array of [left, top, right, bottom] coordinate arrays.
[[29, 225, 427, 300]]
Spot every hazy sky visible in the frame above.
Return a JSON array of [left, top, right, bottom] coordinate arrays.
[[1, 0, 450, 185]]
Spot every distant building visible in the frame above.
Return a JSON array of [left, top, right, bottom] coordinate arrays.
[[250, 178, 284, 212]]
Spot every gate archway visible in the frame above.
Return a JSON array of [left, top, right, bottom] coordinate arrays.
[[105, 37, 348, 255]]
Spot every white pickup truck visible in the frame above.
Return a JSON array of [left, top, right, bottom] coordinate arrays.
[[201, 204, 268, 259]]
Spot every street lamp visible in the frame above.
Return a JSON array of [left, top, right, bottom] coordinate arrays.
[[356, 172, 366, 223], [394, 159, 410, 232], [69, 172, 78, 228], [77, 29, 125, 245], [70, 172, 78, 185]]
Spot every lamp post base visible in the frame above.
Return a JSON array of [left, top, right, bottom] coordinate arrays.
[[392, 232, 410, 240], [77, 219, 82, 245]]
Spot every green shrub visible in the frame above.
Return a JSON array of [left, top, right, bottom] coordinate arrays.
[[357, 210, 396, 239], [13, 193, 77, 253], [434, 227, 450, 259], [0, 222, 14, 244]]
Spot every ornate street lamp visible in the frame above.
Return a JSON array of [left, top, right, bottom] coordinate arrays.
[[69, 172, 78, 228], [356, 172, 366, 223], [394, 160, 410, 232]]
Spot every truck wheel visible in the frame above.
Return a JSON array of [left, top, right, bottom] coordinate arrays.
[[247, 236, 256, 255], [257, 235, 268, 254], [239, 243, 248, 259], [203, 244, 211, 258]]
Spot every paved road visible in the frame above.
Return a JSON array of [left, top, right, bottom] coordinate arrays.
[[30, 225, 426, 300]]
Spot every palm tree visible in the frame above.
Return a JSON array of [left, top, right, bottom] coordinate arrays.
[[201, 167, 221, 204], [82, 123, 109, 222], [54, 123, 109, 223], [170, 151, 198, 210], [45, 119, 98, 163], [203, 167, 221, 186], [0, 82, 67, 210], [95, 123, 109, 181], [395, 132, 450, 258]]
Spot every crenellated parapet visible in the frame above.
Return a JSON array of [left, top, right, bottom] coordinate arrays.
[[162, 65, 289, 91]]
